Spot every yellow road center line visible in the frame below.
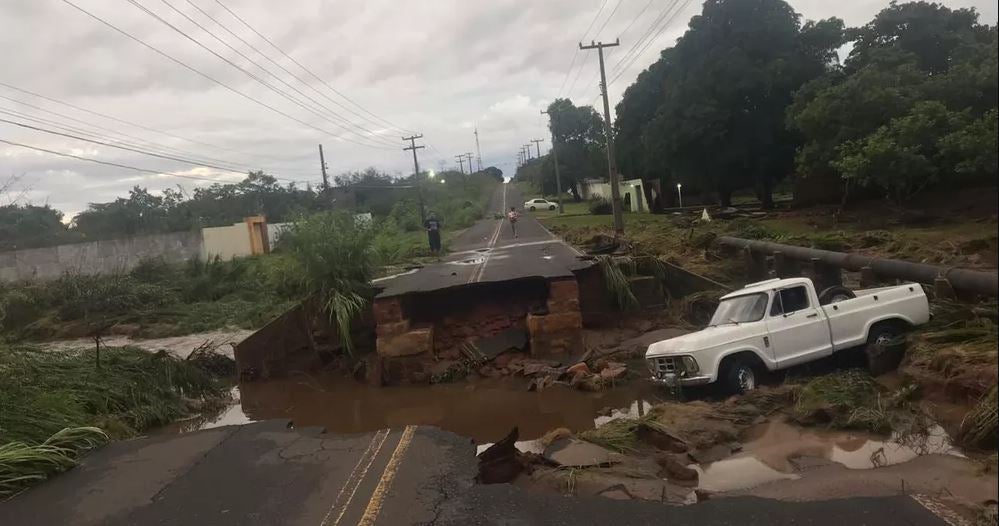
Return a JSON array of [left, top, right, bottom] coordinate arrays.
[[356, 425, 417, 526], [321, 428, 391, 526]]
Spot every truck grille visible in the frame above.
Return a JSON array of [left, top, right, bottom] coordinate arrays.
[[651, 357, 677, 378]]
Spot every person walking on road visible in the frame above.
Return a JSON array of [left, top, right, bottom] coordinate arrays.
[[507, 206, 520, 238], [424, 213, 442, 256]]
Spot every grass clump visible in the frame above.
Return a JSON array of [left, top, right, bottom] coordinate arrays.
[[578, 419, 640, 453], [597, 256, 639, 312], [958, 385, 997, 450], [0, 344, 228, 496], [0, 345, 227, 444], [792, 369, 927, 435], [0, 427, 108, 498]]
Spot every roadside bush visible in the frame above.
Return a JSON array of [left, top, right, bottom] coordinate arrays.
[[282, 211, 375, 355], [589, 197, 613, 215]]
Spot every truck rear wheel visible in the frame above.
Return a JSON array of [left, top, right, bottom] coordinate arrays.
[[865, 324, 906, 376], [721, 358, 758, 395]]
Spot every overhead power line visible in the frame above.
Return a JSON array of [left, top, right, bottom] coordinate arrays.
[[182, 0, 400, 140], [0, 95, 311, 176], [0, 80, 304, 165], [151, 0, 394, 147], [0, 106, 252, 176], [0, 137, 277, 184], [212, 0, 414, 135], [608, 0, 692, 86], [59, 0, 395, 152], [556, 0, 610, 98], [0, 116, 308, 183], [124, 0, 397, 149]]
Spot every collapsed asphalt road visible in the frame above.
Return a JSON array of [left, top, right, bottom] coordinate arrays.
[[375, 183, 589, 298], [0, 420, 953, 526]]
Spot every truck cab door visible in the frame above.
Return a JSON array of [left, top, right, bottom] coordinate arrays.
[[765, 285, 834, 369]]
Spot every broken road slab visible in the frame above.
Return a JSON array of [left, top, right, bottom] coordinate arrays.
[[0, 421, 953, 526]]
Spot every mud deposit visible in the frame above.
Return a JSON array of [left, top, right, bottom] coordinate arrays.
[[164, 373, 658, 442]]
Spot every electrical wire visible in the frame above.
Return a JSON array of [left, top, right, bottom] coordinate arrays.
[[0, 95, 313, 176], [183, 0, 401, 140], [0, 137, 286, 184], [212, 0, 414, 135], [0, 80, 303, 164], [0, 116, 310, 183], [556, 0, 609, 98], [124, 0, 398, 149], [59, 0, 396, 151], [153, 0, 395, 147]]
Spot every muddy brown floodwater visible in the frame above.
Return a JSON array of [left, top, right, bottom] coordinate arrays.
[[166, 372, 660, 443]]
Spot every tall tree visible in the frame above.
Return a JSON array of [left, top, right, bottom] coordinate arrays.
[[522, 99, 605, 200], [789, 1, 997, 204], [616, 0, 844, 207]]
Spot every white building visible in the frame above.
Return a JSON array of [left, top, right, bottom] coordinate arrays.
[[580, 178, 648, 212]]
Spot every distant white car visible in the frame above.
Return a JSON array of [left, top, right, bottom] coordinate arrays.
[[645, 277, 930, 394], [523, 198, 557, 211]]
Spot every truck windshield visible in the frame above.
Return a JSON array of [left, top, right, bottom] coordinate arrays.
[[709, 293, 768, 326]]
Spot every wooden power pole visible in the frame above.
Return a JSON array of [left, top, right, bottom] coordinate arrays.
[[318, 144, 329, 191], [402, 134, 426, 223], [580, 39, 624, 235], [541, 109, 563, 214], [531, 138, 544, 159], [455, 154, 466, 174]]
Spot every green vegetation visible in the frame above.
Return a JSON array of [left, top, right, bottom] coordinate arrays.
[[0, 256, 298, 340], [0, 427, 108, 498], [280, 212, 375, 355], [597, 256, 639, 312], [579, 419, 640, 453], [523, 1, 996, 210], [515, 99, 608, 201], [791, 370, 927, 435], [0, 344, 228, 496]]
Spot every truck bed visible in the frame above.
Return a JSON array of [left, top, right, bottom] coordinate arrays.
[[824, 283, 930, 352]]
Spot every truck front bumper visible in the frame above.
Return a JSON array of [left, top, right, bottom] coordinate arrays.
[[649, 373, 713, 387]]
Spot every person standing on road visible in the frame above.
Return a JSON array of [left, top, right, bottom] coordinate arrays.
[[507, 206, 520, 238], [424, 213, 442, 255]]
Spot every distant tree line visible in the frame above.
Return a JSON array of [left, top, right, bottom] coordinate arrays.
[[521, 0, 997, 209], [1, 164, 505, 251]]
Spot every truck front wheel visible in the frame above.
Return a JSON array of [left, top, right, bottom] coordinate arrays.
[[721, 358, 758, 395], [865, 323, 907, 375]]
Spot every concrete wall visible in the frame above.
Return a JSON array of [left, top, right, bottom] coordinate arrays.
[[0, 230, 203, 282], [201, 222, 253, 261]]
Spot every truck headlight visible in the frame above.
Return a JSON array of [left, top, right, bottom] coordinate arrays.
[[681, 356, 699, 375]]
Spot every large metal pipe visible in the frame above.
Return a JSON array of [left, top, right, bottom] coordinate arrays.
[[717, 236, 998, 297]]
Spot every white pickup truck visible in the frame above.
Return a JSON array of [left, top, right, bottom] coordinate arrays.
[[646, 277, 930, 393]]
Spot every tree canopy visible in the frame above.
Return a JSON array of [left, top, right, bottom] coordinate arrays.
[[789, 1, 997, 204], [516, 98, 606, 200], [615, 0, 845, 207]]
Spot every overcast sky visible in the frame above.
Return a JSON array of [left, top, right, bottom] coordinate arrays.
[[2, 0, 996, 219]]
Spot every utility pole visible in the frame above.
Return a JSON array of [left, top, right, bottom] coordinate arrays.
[[318, 144, 329, 192], [463, 153, 475, 174], [580, 38, 624, 235], [455, 154, 466, 174], [541, 109, 563, 214], [474, 127, 483, 171], [525, 144, 535, 161], [531, 138, 544, 159], [402, 134, 426, 223]]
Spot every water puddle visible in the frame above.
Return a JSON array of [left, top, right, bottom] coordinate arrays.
[[166, 373, 657, 443], [692, 419, 962, 492]]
